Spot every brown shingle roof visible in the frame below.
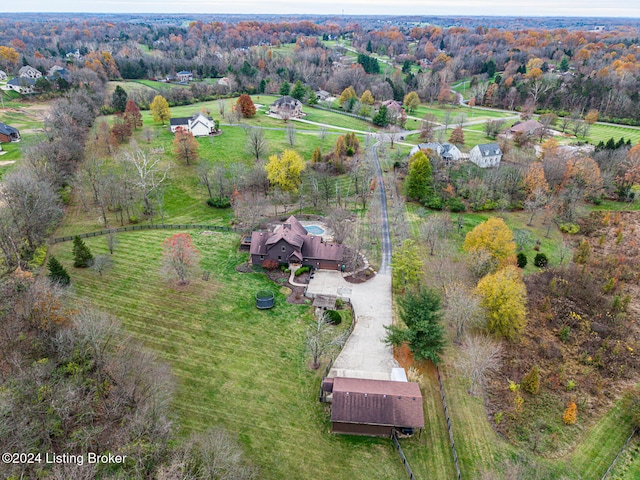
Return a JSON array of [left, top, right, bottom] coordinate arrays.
[[331, 377, 424, 428], [510, 120, 543, 133]]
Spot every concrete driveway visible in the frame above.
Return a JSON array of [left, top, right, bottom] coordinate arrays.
[[306, 270, 400, 380]]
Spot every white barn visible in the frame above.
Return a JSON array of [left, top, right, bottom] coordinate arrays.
[[470, 143, 502, 168], [169, 113, 216, 137]]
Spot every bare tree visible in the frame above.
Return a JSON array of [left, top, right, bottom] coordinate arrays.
[[159, 428, 257, 480], [306, 314, 348, 369], [525, 188, 549, 226], [384, 125, 401, 149], [326, 209, 352, 244], [443, 282, 483, 339], [106, 231, 118, 254], [92, 254, 112, 276], [197, 163, 214, 199], [420, 215, 452, 256], [318, 126, 328, 144], [125, 149, 170, 215], [286, 123, 297, 147], [217, 99, 226, 119], [1, 169, 63, 257], [245, 127, 268, 161], [420, 113, 438, 142], [454, 334, 502, 396]]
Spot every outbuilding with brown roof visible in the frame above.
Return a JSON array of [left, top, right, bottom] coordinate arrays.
[[330, 377, 424, 437]]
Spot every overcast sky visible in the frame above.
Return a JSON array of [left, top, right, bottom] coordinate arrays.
[[1, 0, 640, 17]]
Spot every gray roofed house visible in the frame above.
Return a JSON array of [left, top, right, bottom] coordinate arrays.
[[410, 142, 461, 163], [0, 122, 20, 143], [169, 113, 216, 137], [19, 65, 42, 79], [249, 215, 344, 270], [6, 77, 36, 94], [469, 142, 502, 168], [329, 377, 424, 437], [269, 95, 303, 119]]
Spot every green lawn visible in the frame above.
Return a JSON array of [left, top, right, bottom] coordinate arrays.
[[586, 123, 640, 145], [47, 230, 407, 480]]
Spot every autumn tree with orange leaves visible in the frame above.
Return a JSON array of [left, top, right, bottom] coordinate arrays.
[[162, 233, 200, 285], [173, 129, 199, 166], [236, 94, 256, 118]]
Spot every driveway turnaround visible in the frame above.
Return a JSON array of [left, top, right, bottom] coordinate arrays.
[[306, 271, 400, 380]]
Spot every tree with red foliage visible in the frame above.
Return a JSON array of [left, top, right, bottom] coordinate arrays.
[[124, 99, 143, 130], [236, 94, 256, 118], [162, 233, 200, 285], [173, 129, 199, 166], [110, 114, 132, 143]]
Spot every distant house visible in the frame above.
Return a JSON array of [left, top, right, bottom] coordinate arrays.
[[6, 77, 36, 94], [326, 377, 424, 437], [470, 143, 502, 168], [509, 120, 543, 137], [66, 49, 81, 60], [0, 70, 6, 81], [0, 122, 21, 143], [19, 65, 42, 79], [315, 89, 331, 101], [177, 70, 193, 82], [269, 95, 303, 119], [410, 142, 461, 163], [47, 65, 68, 77], [169, 113, 216, 137], [217, 77, 230, 87], [249, 215, 344, 270]]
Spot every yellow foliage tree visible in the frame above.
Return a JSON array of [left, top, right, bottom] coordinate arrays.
[[0, 45, 19, 69], [463, 217, 517, 268], [476, 265, 527, 340], [339, 86, 357, 106], [360, 89, 374, 105], [150, 95, 171, 125], [584, 109, 599, 125], [265, 149, 305, 192], [403, 91, 420, 114], [523, 162, 550, 198]]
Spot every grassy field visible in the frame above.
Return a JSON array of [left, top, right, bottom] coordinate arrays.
[[47, 230, 408, 480], [586, 123, 640, 145]]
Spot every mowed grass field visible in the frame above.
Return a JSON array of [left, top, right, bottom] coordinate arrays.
[[48, 230, 408, 480]]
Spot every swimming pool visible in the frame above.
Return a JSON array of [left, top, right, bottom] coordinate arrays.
[[305, 225, 325, 235]]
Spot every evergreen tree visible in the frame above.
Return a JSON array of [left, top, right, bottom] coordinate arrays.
[[385, 288, 446, 364], [405, 150, 433, 201], [279, 81, 291, 96], [372, 105, 389, 127], [259, 78, 266, 93], [73, 236, 94, 268], [111, 85, 128, 112], [366, 39, 373, 52], [306, 89, 318, 105], [290, 80, 306, 101], [48, 256, 70, 286]]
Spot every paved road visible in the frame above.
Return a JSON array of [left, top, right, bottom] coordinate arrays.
[[372, 142, 392, 275]]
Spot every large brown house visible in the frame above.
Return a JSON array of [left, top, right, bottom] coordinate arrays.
[[249, 215, 345, 270], [326, 377, 424, 437]]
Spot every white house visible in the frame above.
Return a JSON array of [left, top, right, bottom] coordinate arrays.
[[19, 65, 42, 79], [0, 70, 7, 81], [6, 77, 36, 94], [469, 143, 502, 168], [169, 113, 216, 137]]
